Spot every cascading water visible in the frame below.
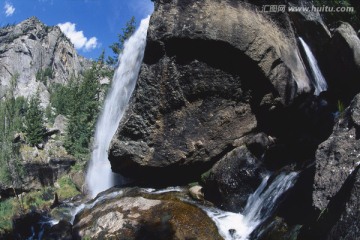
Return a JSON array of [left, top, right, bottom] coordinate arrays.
[[204, 172, 298, 240], [299, 37, 328, 95], [85, 16, 150, 198]]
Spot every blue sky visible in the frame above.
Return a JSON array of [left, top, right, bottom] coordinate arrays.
[[0, 0, 154, 59]]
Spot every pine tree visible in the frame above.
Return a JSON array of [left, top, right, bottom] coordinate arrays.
[[64, 66, 101, 157], [0, 74, 26, 206], [24, 92, 45, 146], [107, 16, 136, 66]]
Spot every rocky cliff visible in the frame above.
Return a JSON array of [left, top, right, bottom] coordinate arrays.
[[0, 16, 91, 106]]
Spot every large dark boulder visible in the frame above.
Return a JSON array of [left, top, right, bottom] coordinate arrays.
[[42, 220, 73, 240], [325, 22, 360, 103], [313, 93, 360, 211], [298, 93, 360, 239], [327, 168, 360, 240], [109, 0, 313, 183]]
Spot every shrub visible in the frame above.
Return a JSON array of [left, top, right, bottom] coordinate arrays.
[[0, 199, 17, 233], [24, 92, 45, 146], [56, 176, 80, 200]]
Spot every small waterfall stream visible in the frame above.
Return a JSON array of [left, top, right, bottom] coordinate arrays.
[[204, 172, 298, 240], [299, 37, 328, 95], [85, 16, 150, 198]]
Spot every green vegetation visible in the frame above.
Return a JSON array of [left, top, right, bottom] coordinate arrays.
[[56, 175, 80, 200], [22, 188, 54, 211], [47, 16, 137, 158], [63, 65, 101, 158], [0, 199, 17, 233], [0, 74, 26, 186], [0, 176, 80, 234], [200, 170, 211, 184], [313, 0, 360, 29], [24, 92, 45, 146], [49, 78, 77, 116], [36, 67, 53, 86], [0, 16, 140, 234], [106, 16, 136, 66], [337, 100, 345, 114]]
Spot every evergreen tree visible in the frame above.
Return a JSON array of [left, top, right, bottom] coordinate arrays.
[[107, 16, 136, 66], [50, 77, 77, 116], [24, 92, 45, 146], [0, 74, 25, 193], [64, 65, 101, 157]]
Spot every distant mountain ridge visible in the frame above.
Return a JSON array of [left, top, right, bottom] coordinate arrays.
[[0, 16, 92, 106]]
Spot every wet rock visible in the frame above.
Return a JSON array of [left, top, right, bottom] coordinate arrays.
[[288, 1, 331, 58], [43, 220, 73, 240], [12, 211, 52, 240], [245, 133, 274, 158], [203, 146, 265, 212], [73, 188, 222, 240], [313, 93, 360, 211]]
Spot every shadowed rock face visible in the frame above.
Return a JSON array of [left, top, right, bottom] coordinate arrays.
[[203, 145, 265, 212], [313, 93, 360, 211], [325, 22, 360, 103], [297, 93, 360, 239], [109, 0, 313, 183], [0, 157, 76, 198]]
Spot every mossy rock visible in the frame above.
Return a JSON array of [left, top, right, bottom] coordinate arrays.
[[73, 188, 222, 240]]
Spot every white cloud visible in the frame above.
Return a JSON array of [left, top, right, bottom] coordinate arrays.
[[85, 37, 98, 51], [4, 2, 15, 17], [57, 22, 99, 51]]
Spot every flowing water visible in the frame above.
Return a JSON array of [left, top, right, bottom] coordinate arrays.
[[204, 172, 298, 240], [299, 37, 327, 95], [85, 16, 150, 198]]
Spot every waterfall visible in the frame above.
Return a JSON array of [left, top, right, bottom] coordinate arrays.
[[299, 37, 328, 95], [85, 16, 150, 198], [205, 172, 298, 240]]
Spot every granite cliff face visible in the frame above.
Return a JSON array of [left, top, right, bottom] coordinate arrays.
[[0, 17, 91, 106]]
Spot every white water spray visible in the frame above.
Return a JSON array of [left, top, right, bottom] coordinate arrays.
[[205, 172, 298, 240], [85, 16, 150, 198], [299, 37, 328, 95]]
